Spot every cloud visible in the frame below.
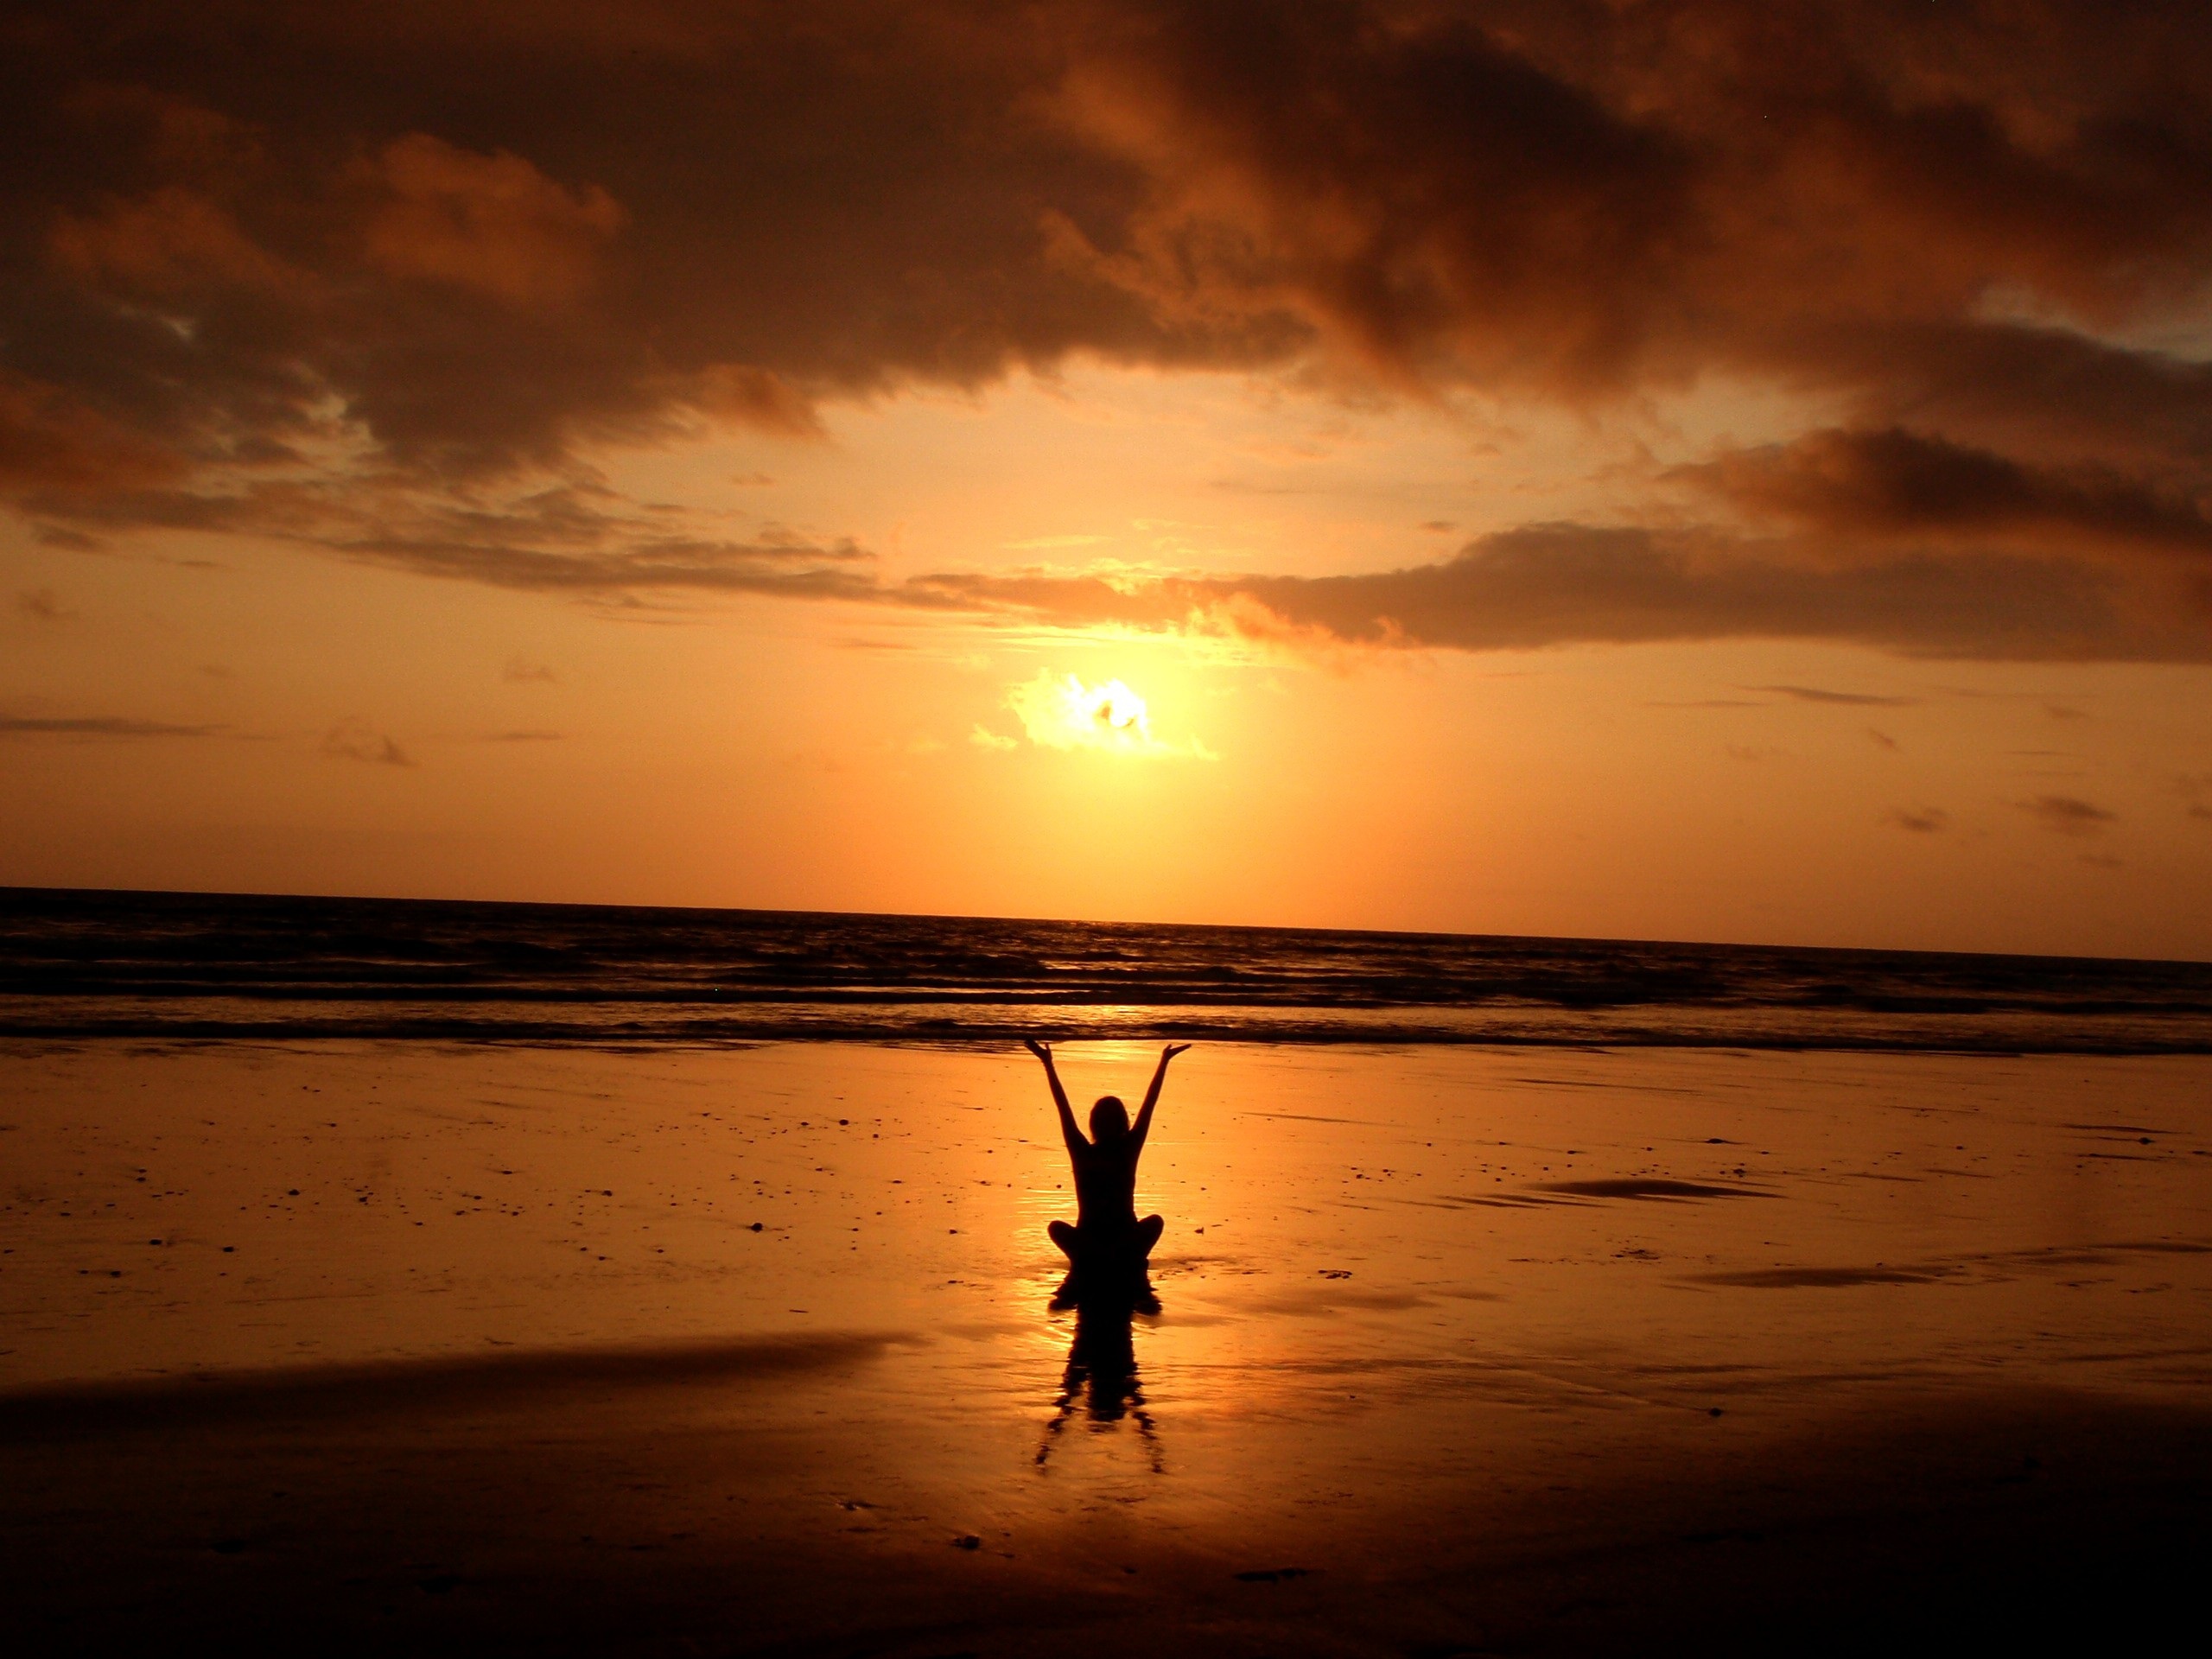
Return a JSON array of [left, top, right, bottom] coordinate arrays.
[[70, 473, 2197, 662], [16, 588, 71, 620], [1, 5, 2201, 443], [503, 657, 560, 683], [908, 524, 2212, 661], [1867, 728, 1898, 749], [358, 134, 626, 312], [2018, 793, 2116, 835], [35, 472, 881, 601], [1684, 427, 2212, 560], [4, 3, 2212, 662], [1888, 807, 1948, 834], [321, 717, 414, 766], [486, 729, 562, 742], [0, 715, 220, 737], [969, 723, 1019, 751], [1748, 684, 1919, 708]]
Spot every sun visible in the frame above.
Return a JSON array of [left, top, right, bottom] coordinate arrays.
[[987, 670, 1215, 760], [1005, 671, 1154, 752], [1075, 677, 1152, 742]]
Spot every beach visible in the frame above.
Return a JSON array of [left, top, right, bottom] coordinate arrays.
[[7, 1036, 2209, 1652]]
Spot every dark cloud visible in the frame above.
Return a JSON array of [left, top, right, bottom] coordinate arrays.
[[486, 729, 561, 741], [40, 474, 881, 599], [0, 714, 220, 736], [321, 717, 413, 766], [1888, 807, 1948, 833], [1801, 321, 2212, 478], [1747, 684, 1919, 707], [0, 3, 1166, 495], [16, 587, 69, 620], [906, 524, 2212, 661], [1685, 427, 2212, 559], [3, 3, 2212, 658], [2018, 793, 2117, 835]]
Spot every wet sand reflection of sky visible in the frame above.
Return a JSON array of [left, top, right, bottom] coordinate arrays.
[[3, 1039, 2210, 1510]]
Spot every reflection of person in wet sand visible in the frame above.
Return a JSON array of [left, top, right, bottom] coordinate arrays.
[[1025, 1039, 1188, 1276], [1036, 1289, 1161, 1471]]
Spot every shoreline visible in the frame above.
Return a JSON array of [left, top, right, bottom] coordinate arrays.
[[13, 1014, 2212, 1053], [11, 886, 2212, 1058]]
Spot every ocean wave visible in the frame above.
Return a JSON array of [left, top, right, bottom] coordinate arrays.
[[5, 887, 2211, 1052]]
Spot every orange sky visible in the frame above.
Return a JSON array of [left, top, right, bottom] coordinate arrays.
[[6, 3, 2212, 957]]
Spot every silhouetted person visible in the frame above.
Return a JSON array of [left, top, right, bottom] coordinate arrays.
[[1026, 1039, 1187, 1279]]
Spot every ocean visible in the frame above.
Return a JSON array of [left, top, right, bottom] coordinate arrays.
[[5, 884, 2212, 1051]]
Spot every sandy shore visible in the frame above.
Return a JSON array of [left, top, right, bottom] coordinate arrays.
[[5, 1039, 2209, 1651]]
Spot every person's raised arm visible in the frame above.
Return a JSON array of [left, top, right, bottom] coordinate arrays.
[[1025, 1038, 1083, 1154], [1130, 1043, 1190, 1153]]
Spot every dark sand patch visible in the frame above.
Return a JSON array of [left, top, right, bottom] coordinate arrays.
[[1695, 1266, 1959, 1287], [0, 1333, 904, 1439], [1421, 1192, 1558, 1209], [1690, 1239, 2212, 1290], [1506, 1077, 1705, 1094], [1422, 1177, 1768, 1211], [1537, 1178, 1769, 1201]]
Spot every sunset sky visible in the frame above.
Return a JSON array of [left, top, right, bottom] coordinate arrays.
[[6, 1, 2212, 957]]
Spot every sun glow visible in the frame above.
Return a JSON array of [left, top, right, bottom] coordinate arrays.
[[1007, 671, 1152, 750], [995, 671, 1211, 759]]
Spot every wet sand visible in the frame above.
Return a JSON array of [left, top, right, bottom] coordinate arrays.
[[5, 1039, 2210, 1653]]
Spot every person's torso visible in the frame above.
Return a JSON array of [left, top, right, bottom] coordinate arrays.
[[1071, 1141, 1137, 1226]]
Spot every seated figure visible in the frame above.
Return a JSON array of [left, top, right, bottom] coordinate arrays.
[[1025, 1038, 1187, 1280]]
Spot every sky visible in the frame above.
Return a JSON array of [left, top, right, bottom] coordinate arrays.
[[6, 0, 2212, 958]]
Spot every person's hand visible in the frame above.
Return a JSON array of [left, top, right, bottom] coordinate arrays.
[[1162, 1043, 1192, 1061], [1024, 1037, 1053, 1062]]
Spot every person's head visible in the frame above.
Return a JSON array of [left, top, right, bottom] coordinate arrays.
[[1090, 1096, 1129, 1142]]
